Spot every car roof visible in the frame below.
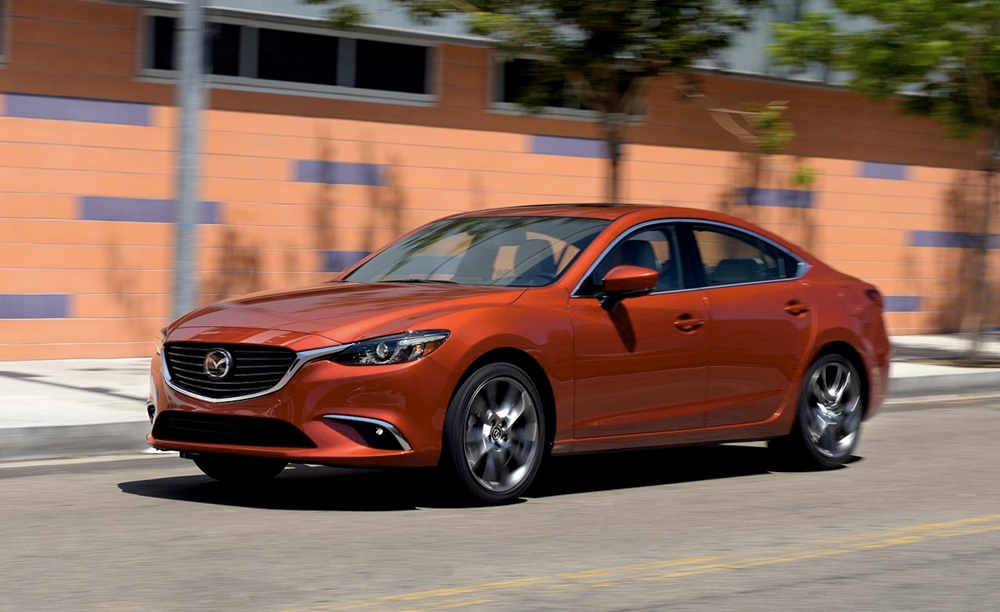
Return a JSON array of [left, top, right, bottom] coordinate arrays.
[[450, 203, 738, 224], [447, 203, 820, 264]]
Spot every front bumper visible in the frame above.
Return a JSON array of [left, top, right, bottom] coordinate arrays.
[[146, 350, 456, 468]]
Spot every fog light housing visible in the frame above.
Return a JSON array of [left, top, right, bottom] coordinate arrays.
[[323, 415, 411, 451]]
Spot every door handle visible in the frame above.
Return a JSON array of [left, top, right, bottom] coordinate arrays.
[[784, 301, 810, 316], [673, 315, 705, 332]]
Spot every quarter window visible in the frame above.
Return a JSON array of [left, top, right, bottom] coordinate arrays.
[[690, 225, 800, 286]]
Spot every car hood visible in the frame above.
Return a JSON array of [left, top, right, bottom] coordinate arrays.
[[170, 282, 526, 344]]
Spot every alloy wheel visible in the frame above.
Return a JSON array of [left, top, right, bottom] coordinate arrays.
[[462, 375, 541, 494], [804, 358, 862, 459]]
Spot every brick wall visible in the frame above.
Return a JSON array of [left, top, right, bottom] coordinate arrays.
[[0, 0, 996, 358]]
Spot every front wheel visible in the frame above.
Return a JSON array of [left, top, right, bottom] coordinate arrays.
[[442, 363, 546, 505], [192, 453, 288, 484], [770, 354, 864, 469]]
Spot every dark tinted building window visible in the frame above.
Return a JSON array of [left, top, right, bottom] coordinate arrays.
[[355, 40, 427, 94], [208, 22, 241, 77], [498, 58, 572, 108], [257, 28, 338, 86], [143, 14, 432, 97], [150, 16, 176, 71], [0, 0, 7, 58]]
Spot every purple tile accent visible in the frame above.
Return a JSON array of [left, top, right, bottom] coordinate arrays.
[[860, 161, 908, 180], [742, 187, 813, 208], [295, 161, 383, 186], [910, 230, 1000, 249], [5, 93, 151, 126], [883, 295, 921, 313], [324, 250, 370, 272], [201, 201, 220, 225], [531, 135, 607, 158], [81, 197, 219, 224], [0, 294, 70, 319]]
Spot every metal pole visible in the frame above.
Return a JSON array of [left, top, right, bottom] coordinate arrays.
[[172, 0, 205, 319]]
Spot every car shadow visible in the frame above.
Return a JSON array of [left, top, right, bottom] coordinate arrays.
[[118, 444, 862, 512]]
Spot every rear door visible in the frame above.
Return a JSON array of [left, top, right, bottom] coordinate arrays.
[[684, 222, 815, 428]]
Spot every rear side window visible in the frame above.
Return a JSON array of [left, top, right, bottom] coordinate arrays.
[[690, 224, 801, 287]]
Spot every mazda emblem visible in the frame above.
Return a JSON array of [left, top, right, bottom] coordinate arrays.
[[203, 349, 233, 379]]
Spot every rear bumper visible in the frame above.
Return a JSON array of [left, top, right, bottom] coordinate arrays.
[[864, 324, 892, 419]]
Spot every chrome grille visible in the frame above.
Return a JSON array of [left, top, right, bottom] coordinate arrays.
[[163, 342, 297, 400]]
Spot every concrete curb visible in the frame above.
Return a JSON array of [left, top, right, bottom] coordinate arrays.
[[2, 370, 998, 463], [0, 421, 151, 462], [888, 371, 1000, 399]]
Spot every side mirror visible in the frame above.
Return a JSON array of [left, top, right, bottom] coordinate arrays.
[[600, 265, 658, 309]]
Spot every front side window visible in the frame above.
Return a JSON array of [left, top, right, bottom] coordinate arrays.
[[345, 216, 610, 288], [690, 224, 800, 286], [579, 224, 683, 295]]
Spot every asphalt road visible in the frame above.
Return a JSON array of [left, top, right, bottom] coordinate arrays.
[[2, 393, 999, 611]]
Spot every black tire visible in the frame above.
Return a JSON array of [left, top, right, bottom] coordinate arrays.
[[769, 353, 864, 469], [192, 453, 288, 484], [442, 362, 546, 505]]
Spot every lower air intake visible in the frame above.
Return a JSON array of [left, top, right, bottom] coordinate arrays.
[[153, 411, 316, 448]]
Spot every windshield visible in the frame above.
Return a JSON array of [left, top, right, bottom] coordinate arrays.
[[344, 216, 610, 287]]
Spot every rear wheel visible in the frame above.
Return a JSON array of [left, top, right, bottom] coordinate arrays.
[[443, 363, 546, 505], [192, 453, 288, 484], [770, 354, 863, 469]]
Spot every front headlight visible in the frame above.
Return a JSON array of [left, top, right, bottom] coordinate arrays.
[[332, 330, 450, 366]]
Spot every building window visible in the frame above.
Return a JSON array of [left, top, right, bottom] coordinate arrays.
[[209, 22, 242, 77], [355, 40, 428, 94], [142, 14, 432, 99], [493, 58, 646, 121], [150, 16, 175, 71], [2, 0, 10, 62], [257, 27, 337, 86], [496, 58, 584, 110]]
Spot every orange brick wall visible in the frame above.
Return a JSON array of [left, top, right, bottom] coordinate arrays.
[[0, 0, 997, 359]]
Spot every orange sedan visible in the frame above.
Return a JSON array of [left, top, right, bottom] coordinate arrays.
[[148, 205, 890, 504]]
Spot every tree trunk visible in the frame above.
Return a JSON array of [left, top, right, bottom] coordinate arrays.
[[607, 144, 620, 204], [964, 126, 998, 363], [604, 113, 626, 204]]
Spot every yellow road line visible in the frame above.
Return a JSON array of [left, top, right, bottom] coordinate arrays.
[[288, 556, 718, 612], [285, 513, 1000, 612], [402, 597, 495, 611]]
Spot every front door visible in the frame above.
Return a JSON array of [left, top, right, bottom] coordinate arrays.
[[569, 223, 710, 438]]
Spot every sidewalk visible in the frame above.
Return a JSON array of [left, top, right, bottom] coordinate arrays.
[[1, 335, 998, 461]]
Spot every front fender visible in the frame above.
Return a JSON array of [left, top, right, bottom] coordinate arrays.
[[420, 287, 575, 442]]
